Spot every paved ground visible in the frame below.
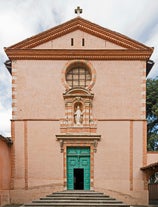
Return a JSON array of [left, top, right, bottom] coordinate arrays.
[[3, 205, 158, 207], [3, 205, 22, 207]]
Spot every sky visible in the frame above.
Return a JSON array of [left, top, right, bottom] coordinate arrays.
[[0, 0, 158, 137]]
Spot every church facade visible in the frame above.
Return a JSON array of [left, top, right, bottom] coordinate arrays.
[[3, 16, 157, 205]]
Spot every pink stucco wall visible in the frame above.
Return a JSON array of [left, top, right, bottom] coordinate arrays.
[[11, 57, 147, 205], [13, 59, 145, 120], [10, 121, 63, 204], [0, 139, 11, 206], [147, 152, 158, 164]]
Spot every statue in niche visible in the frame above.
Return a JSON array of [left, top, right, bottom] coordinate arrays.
[[74, 105, 83, 125]]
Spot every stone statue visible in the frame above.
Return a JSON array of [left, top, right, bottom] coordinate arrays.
[[74, 106, 83, 125]]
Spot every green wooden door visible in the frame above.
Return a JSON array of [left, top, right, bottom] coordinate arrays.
[[67, 147, 90, 190]]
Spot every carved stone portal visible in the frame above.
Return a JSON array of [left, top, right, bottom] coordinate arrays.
[[57, 87, 100, 153], [56, 134, 101, 153]]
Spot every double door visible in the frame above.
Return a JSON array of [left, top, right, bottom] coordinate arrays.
[[67, 147, 90, 190]]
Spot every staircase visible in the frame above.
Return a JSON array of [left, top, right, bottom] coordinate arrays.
[[22, 191, 129, 207]]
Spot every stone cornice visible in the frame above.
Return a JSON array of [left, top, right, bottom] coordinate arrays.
[[56, 133, 101, 153], [5, 49, 152, 60]]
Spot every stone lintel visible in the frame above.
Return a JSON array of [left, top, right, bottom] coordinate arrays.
[[56, 134, 101, 140]]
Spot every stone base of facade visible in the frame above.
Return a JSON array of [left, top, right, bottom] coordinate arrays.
[[94, 187, 148, 205], [1, 186, 148, 206], [9, 184, 63, 205], [0, 190, 10, 206]]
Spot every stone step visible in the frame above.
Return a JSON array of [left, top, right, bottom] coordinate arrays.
[[32, 200, 122, 203], [47, 192, 105, 197], [22, 191, 129, 207], [24, 204, 129, 207], [41, 197, 115, 200], [47, 194, 107, 197], [55, 191, 103, 194], [54, 191, 103, 194]]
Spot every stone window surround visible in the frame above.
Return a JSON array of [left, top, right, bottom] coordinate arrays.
[[62, 60, 96, 91]]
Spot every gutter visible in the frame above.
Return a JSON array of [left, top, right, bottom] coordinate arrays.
[[4, 59, 12, 75]]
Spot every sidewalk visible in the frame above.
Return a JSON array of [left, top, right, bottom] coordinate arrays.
[[3, 205, 22, 207], [3, 205, 158, 207]]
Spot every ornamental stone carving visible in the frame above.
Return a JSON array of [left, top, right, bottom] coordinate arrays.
[[60, 88, 97, 133]]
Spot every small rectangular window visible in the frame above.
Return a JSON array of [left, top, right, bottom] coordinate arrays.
[[71, 38, 74, 46], [82, 38, 85, 46]]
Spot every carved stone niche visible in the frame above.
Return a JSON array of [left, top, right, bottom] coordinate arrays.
[[60, 88, 97, 134]]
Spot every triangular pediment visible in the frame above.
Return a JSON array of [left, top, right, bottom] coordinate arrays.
[[5, 17, 153, 51], [34, 29, 126, 50]]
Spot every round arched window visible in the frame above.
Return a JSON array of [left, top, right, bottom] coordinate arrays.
[[66, 63, 91, 88]]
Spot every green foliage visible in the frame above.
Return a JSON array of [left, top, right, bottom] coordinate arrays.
[[149, 172, 158, 184], [147, 78, 158, 151], [147, 133, 158, 151]]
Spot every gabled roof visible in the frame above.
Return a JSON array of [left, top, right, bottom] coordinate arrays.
[[5, 17, 153, 50], [141, 161, 158, 171], [4, 17, 153, 64], [0, 134, 13, 146]]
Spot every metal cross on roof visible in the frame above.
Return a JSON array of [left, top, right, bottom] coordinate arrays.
[[75, 6, 82, 16]]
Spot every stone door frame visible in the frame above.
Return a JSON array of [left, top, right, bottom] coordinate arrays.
[[56, 134, 101, 190]]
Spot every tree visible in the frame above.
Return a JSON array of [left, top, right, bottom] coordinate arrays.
[[146, 78, 158, 151]]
